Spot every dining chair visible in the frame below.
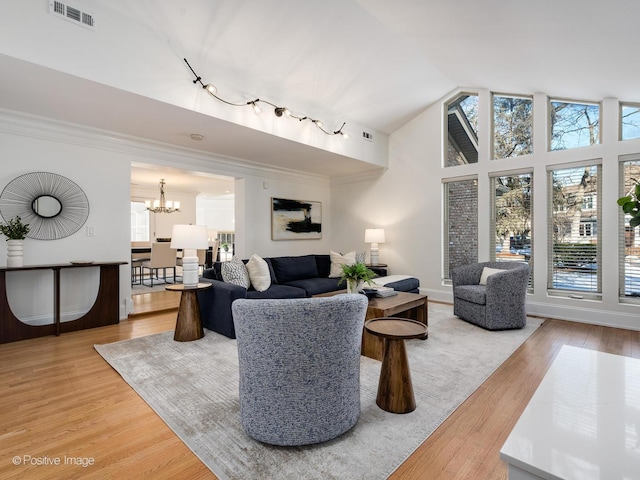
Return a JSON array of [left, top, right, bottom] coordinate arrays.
[[140, 242, 178, 286]]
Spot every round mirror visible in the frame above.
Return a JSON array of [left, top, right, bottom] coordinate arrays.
[[32, 195, 62, 218]]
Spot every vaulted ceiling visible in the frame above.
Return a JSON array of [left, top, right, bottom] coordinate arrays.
[[2, 0, 639, 189]]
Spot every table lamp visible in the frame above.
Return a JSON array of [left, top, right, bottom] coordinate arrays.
[[171, 224, 209, 287], [365, 228, 386, 266]]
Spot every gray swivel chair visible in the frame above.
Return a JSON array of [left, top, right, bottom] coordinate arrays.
[[231, 294, 368, 446], [451, 261, 529, 330]]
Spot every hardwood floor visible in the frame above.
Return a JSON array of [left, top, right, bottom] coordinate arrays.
[[130, 290, 181, 316], [1, 303, 639, 479]]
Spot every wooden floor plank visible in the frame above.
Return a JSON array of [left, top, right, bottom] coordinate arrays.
[[1, 302, 639, 479]]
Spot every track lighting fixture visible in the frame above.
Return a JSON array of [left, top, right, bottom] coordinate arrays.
[[184, 58, 348, 138]]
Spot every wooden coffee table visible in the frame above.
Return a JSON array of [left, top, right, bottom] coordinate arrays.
[[365, 317, 428, 413], [363, 292, 428, 360], [313, 290, 428, 360]]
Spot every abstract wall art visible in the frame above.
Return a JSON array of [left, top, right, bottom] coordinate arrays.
[[271, 197, 322, 240]]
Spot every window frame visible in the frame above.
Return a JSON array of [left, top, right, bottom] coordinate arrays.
[[491, 93, 534, 160], [619, 154, 640, 304], [444, 92, 479, 167], [442, 176, 478, 283], [489, 170, 534, 291], [548, 98, 602, 151], [546, 161, 602, 299], [620, 102, 640, 141]]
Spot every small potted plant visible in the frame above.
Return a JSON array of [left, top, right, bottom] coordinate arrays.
[[0, 216, 30, 267], [339, 262, 376, 294]]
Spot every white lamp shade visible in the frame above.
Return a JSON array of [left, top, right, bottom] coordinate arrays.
[[170, 224, 209, 250], [364, 228, 386, 244]]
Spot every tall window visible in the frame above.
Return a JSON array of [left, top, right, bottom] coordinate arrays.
[[131, 201, 149, 241], [548, 164, 601, 295], [443, 178, 478, 280], [490, 172, 533, 287], [445, 93, 478, 166], [620, 158, 640, 300], [493, 95, 533, 159], [549, 99, 600, 151], [620, 103, 640, 141]]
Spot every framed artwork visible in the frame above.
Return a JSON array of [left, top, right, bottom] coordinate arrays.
[[271, 197, 322, 240]]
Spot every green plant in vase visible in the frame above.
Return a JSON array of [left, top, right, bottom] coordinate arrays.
[[0, 216, 30, 268], [339, 262, 376, 293], [0, 216, 30, 240]]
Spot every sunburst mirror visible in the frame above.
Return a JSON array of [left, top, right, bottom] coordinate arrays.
[[0, 172, 89, 240]]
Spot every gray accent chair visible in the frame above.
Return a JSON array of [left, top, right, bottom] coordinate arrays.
[[231, 294, 368, 446], [451, 261, 529, 330]]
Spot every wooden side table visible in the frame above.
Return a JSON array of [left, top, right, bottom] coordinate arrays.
[[365, 263, 388, 276], [364, 317, 428, 414], [166, 283, 211, 342]]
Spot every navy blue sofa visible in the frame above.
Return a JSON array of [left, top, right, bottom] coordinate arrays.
[[196, 254, 419, 339]]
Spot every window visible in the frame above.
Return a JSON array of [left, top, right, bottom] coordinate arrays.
[[131, 201, 149, 241], [493, 95, 533, 159], [620, 103, 640, 141], [445, 93, 478, 166], [620, 158, 640, 300], [490, 172, 533, 287], [443, 178, 478, 280], [548, 164, 601, 295], [549, 99, 600, 151]]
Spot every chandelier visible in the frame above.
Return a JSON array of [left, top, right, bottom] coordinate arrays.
[[145, 179, 180, 214]]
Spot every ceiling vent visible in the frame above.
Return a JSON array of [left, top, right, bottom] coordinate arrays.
[[49, 1, 95, 30]]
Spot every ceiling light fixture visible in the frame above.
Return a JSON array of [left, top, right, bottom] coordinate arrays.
[[184, 58, 348, 138], [145, 179, 180, 214]]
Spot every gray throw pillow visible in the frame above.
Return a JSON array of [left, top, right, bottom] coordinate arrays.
[[221, 257, 251, 289]]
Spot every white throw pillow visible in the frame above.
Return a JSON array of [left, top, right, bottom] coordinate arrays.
[[221, 257, 251, 289], [329, 250, 356, 278], [246, 254, 271, 292], [479, 267, 504, 285]]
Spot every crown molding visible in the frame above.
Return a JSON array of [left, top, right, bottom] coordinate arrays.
[[0, 108, 331, 187]]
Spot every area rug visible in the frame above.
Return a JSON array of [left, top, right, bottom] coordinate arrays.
[[95, 303, 543, 480]]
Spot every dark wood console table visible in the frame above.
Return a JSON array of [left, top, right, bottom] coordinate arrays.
[[0, 261, 126, 344]]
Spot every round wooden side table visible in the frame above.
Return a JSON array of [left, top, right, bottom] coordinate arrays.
[[364, 317, 428, 414], [166, 283, 211, 342]]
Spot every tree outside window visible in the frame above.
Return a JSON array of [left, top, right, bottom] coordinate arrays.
[[550, 100, 600, 151], [493, 95, 533, 159], [620, 103, 640, 141]]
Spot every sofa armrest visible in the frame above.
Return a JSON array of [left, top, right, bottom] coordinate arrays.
[[197, 278, 247, 339]]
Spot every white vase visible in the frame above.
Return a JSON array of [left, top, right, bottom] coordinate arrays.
[[7, 239, 24, 267], [346, 279, 364, 294]]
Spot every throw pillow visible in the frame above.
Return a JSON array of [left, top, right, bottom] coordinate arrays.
[[329, 250, 356, 278], [221, 257, 251, 289], [246, 254, 271, 292], [479, 267, 504, 285]]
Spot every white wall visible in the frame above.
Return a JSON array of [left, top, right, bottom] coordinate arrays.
[[0, 108, 336, 324], [0, 112, 130, 323], [0, 1, 387, 167], [332, 89, 640, 331], [235, 174, 332, 259]]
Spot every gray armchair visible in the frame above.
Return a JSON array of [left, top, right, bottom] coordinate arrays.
[[451, 261, 529, 330], [231, 294, 368, 446]]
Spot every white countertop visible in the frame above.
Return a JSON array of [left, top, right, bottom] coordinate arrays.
[[500, 345, 640, 480]]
